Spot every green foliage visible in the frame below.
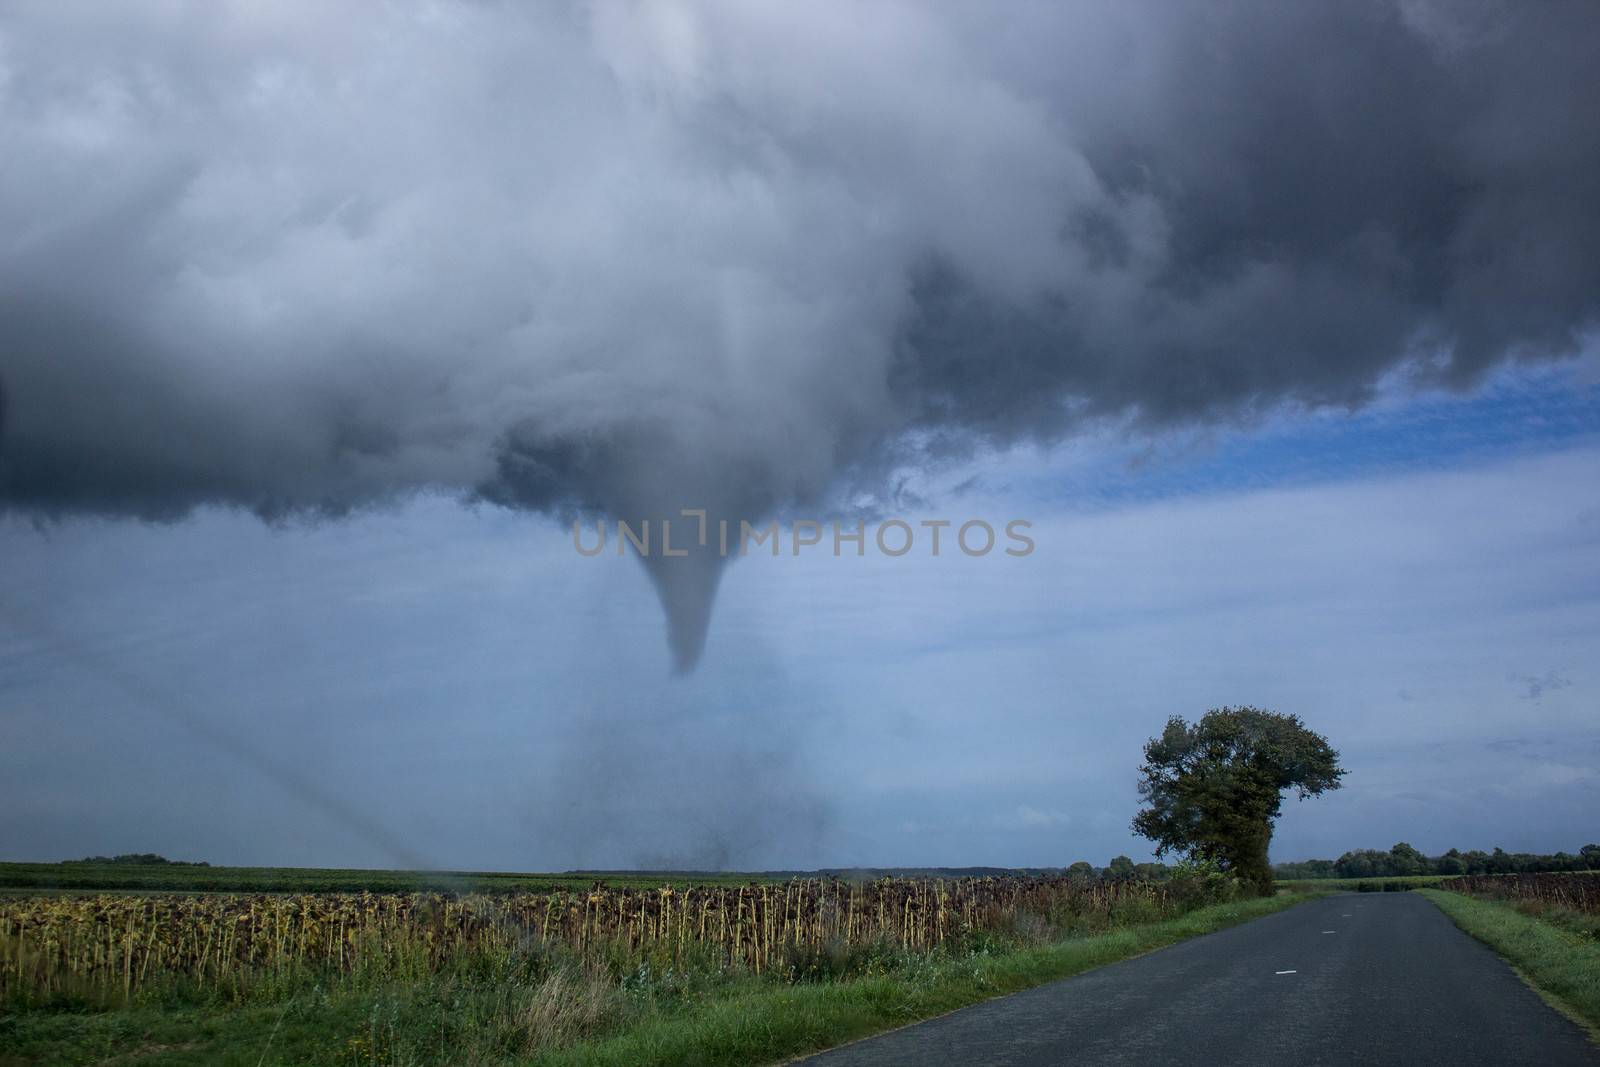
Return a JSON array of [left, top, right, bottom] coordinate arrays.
[[1355, 879, 1421, 893], [1162, 858, 1243, 906], [1104, 856, 1136, 882], [64, 854, 210, 867], [1131, 706, 1344, 896], [1274, 841, 1600, 880], [1275, 875, 1442, 893]]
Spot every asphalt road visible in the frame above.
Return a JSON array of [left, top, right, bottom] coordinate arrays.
[[798, 893, 1598, 1066]]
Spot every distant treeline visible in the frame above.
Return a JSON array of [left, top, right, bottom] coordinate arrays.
[[29, 857, 1193, 885], [1275, 842, 1600, 879], [64, 854, 211, 867], [779, 860, 1181, 883]]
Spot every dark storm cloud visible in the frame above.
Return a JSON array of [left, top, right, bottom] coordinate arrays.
[[1, 1, 1597, 666], [895, 2, 1600, 447]]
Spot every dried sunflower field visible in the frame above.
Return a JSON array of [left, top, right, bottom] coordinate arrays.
[[2, 876, 1189, 1003], [1437, 872, 1600, 914]]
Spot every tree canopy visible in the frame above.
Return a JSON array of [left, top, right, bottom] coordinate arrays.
[[1276, 842, 1600, 880], [1132, 706, 1344, 894]]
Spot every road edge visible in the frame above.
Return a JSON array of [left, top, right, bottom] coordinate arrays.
[[1416, 888, 1600, 1046], [777, 890, 1328, 1065], [529, 892, 1322, 1067]]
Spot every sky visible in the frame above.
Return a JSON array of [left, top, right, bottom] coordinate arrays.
[[1, 1, 1598, 871]]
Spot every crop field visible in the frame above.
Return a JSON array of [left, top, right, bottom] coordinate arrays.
[[1437, 871, 1600, 913], [0, 876, 1188, 1004]]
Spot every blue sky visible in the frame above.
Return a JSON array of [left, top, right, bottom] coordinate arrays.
[[973, 359, 1600, 509]]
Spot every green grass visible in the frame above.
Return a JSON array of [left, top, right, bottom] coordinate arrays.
[[1418, 888, 1600, 1036], [1275, 874, 1442, 893], [529, 893, 1306, 1067], [0, 894, 1309, 1066]]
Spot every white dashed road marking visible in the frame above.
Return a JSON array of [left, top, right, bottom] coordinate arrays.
[[1276, 970, 1297, 975]]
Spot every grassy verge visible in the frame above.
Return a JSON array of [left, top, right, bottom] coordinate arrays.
[[1418, 889, 1600, 1037], [0, 894, 1308, 1067], [531, 892, 1307, 1067], [1275, 875, 1441, 893]]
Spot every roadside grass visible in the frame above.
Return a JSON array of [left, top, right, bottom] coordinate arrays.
[[1275, 875, 1441, 893], [529, 893, 1308, 1067], [1418, 888, 1600, 1038], [0, 894, 1310, 1066]]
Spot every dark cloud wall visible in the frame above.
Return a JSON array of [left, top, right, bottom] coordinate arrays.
[[2, 1, 1597, 666]]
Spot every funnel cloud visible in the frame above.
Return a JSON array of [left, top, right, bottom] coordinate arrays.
[[2, 1, 1598, 667]]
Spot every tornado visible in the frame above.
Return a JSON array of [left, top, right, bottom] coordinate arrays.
[[1, 1, 1598, 670]]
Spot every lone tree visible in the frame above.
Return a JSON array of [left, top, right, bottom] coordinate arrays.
[[1132, 707, 1344, 895]]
